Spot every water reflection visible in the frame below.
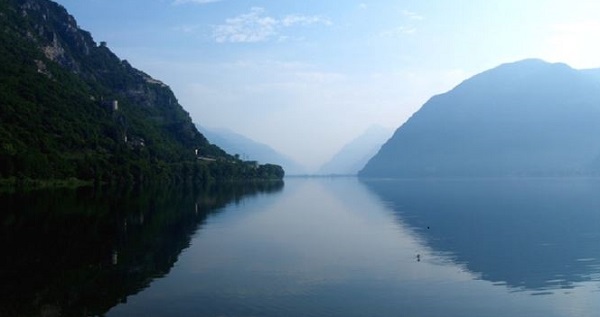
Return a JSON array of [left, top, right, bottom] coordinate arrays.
[[362, 178, 600, 293], [106, 178, 568, 317], [6, 178, 600, 316], [0, 181, 283, 317]]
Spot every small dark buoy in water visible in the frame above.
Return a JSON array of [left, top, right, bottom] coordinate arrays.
[[427, 226, 430, 229], [416, 254, 421, 262]]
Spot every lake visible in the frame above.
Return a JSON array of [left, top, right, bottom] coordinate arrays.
[[2, 178, 600, 316]]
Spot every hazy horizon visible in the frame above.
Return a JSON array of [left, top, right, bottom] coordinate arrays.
[[54, 0, 600, 170]]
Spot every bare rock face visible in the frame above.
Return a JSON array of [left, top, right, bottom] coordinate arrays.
[[18, 0, 93, 72], [42, 32, 65, 61]]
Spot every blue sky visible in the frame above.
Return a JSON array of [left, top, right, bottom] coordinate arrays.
[[54, 0, 600, 171]]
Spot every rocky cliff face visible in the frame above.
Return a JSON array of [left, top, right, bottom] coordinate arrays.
[[360, 59, 600, 178], [18, 0, 93, 71]]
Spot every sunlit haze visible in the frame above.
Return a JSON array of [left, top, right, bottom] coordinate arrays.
[[54, 0, 600, 171]]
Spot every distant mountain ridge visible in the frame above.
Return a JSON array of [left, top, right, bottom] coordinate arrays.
[[318, 125, 391, 175], [360, 59, 600, 178], [197, 125, 306, 175], [0, 0, 283, 183]]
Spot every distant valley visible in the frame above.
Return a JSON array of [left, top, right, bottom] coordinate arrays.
[[317, 125, 391, 176], [197, 125, 307, 176]]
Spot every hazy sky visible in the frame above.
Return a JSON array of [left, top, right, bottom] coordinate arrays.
[[54, 0, 600, 171]]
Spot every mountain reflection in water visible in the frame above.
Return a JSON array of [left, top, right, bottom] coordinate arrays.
[[362, 178, 600, 293], [4, 178, 600, 317], [0, 181, 283, 317]]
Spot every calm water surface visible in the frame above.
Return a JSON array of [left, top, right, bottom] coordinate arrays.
[[3, 178, 600, 316]]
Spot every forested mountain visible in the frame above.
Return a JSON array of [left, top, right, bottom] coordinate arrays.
[[317, 125, 391, 175], [0, 0, 283, 184], [197, 125, 306, 175], [360, 59, 600, 178]]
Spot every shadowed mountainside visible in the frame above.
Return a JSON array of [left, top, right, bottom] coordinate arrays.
[[360, 59, 600, 178]]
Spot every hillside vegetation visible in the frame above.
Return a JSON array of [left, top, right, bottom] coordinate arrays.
[[0, 0, 283, 185]]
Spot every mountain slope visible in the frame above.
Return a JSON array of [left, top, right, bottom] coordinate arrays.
[[0, 0, 283, 183], [318, 125, 391, 175], [582, 68, 600, 84], [197, 125, 306, 175], [360, 59, 600, 178]]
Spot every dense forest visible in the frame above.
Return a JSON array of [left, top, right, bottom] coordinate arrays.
[[0, 0, 284, 186]]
